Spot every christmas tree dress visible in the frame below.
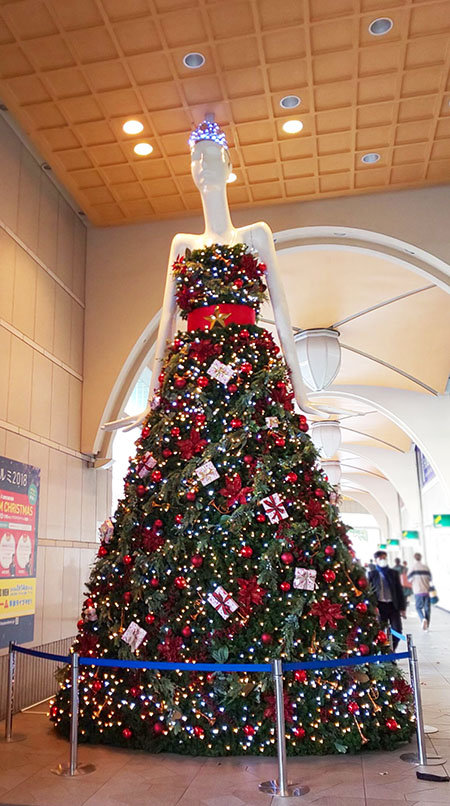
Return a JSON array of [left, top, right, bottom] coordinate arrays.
[[51, 242, 413, 755]]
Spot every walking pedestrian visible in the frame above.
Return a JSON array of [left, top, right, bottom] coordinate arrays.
[[369, 550, 406, 649], [408, 552, 432, 630]]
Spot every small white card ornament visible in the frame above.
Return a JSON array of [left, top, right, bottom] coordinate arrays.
[[260, 493, 288, 524], [99, 518, 114, 543], [207, 359, 235, 385], [265, 417, 279, 429], [136, 452, 157, 478], [293, 568, 317, 591], [207, 586, 239, 620], [121, 621, 147, 652], [194, 460, 219, 486]]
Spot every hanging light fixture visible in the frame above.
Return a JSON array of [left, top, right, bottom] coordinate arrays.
[[310, 420, 341, 457], [294, 328, 341, 391], [320, 459, 342, 487]]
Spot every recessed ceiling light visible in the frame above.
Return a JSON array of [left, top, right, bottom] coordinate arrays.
[[183, 52, 205, 69], [282, 119, 303, 134], [227, 172, 237, 183], [368, 17, 393, 36], [123, 119, 143, 135], [361, 152, 380, 164], [280, 95, 301, 109], [134, 142, 153, 156]]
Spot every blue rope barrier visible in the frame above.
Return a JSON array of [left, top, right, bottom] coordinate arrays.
[[390, 628, 407, 643], [11, 643, 409, 673]]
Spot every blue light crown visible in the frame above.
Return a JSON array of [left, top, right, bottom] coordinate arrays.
[[188, 119, 228, 150]]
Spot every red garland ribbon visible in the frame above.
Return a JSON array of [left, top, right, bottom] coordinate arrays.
[[187, 303, 256, 332]]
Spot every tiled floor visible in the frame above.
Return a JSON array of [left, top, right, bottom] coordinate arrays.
[[1, 608, 449, 806]]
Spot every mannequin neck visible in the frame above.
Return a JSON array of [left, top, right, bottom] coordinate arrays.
[[200, 187, 235, 244]]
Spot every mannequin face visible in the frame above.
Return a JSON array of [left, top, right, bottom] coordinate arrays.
[[191, 140, 231, 192]]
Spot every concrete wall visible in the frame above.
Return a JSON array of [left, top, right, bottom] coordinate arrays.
[[0, 116, 111, 652]]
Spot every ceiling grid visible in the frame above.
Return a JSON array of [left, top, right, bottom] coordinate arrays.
[[0, 0, 449, 225]]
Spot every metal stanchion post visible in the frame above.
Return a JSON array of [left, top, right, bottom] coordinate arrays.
[[400, 635, 444, 767], [52, 653, 95, 777], [1, 642, 25, 743], [259, 660, 309, 798]]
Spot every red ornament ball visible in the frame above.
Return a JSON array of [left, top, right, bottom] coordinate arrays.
[[136, 484, 147, 498], [98, 545, 108, 558], [153, 722, 164, 734], [286, 472, 298, 483], [150, 578, 159, 588], [92, 679, 103, 694], [175, 513, 183, 524], [124, 591, 132, 604], [256, 513, 266, 523], [275, 436, 285, 447], [154, 519, 163, 528], [228, 384, 238, 394], [130, 686, 140, 697], [299, 423, 309, 432], [162, 448, 173, 458], [197, 376, 209, 388], [377, 630, 388, 643], [230, 418, 242, 429], [186, 491, 196, 502], [261, 633, 273, 645], [145, 613, 156, 624], [191, 554, 203, 567], [175, 377, 186, 389], [158, 372, 165, 384], [123, 554, 133, 566], [356, 602, 368, 614], [280, 581, 291, 592], [280, 551, 294, 565], [122, 728, 132, 740], [386, 718, 399, 732], [240, 545, 253, 558], [171, 427, 180, 437], [239, 329, 250, 340], [347, 701, 359, 715], [181, 625, 192, 638], [141, 426, 150, 439], [77, 619, 84, 630], [244, 725, 255, 736], [323, 569, 336, 584], [241, 362, 253, 374], [315, 488, 325, 498], [324, 545, 335, 557], [294, 669, 307, 683], [359, 644, 370, 655], [243, 455, 254, 465], [293, 726, 306, 738], [50, 705, 58, 718], [151, 469, 162, 483], [357, 577, 369, 590], [194, 726, 204, 738], [234, 278, 244, 288], [174, 576, 187, 589], [195, 413, 206, 425]]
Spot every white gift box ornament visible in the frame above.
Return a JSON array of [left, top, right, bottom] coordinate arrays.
[[207, 585, 239, 620], [265, 417, 279, 429], [194, 460, 219, 486], [207, 359, 235, 385], [121, 621, 147, 652], [260, 493, 288, 524], [99, 518, 114, 543], [136, 452, 157, 478], [293, 568, 317, 591]]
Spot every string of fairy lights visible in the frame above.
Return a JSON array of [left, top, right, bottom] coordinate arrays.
[[50, 244, 414, 755]]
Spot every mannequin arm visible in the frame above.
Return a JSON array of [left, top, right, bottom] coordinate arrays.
[[102, 237, 183, 432], [252, 223, 319, 416]]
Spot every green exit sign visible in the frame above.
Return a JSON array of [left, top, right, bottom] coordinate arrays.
[[433, 514, 450, 528], [402, 530, 419, 540], [387, 538, 400, 546], [378, 543, 387, 549]]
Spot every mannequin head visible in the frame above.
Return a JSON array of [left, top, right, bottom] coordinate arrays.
[[191, 139, 231, 193]]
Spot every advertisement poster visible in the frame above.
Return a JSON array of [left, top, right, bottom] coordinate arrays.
[[0, 456, 40, 649]]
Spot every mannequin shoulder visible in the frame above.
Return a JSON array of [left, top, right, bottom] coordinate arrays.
[[169, 232, 193, 253]]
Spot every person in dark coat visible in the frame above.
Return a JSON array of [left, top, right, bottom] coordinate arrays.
[[368, 550, 406, 649]]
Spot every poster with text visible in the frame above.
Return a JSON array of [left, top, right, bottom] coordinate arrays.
[[0, 456, 40, 649]]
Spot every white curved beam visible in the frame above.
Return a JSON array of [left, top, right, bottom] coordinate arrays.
[[342, 471, 400, 538], [341, 489, 389, 542]]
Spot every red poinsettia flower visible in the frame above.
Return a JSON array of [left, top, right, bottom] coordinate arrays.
[[239, 253, 261, 280], [157, 630, 183, 662], [393, 677, 412, 702], [141, 527, 165, 554], [271, 383, 294, 411], [304, 499, 328, 528], [178, 429, 207, 461], [219, 474, 253, 507], [309, 599, 344, 629], [263, 691, 294, 723], [172, 255, 186, 274], [237, 576, 267, 608], [189, 340, 222, 363]]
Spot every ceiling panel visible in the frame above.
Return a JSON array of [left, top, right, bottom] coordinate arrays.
[[0, 0, 449, 225]]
